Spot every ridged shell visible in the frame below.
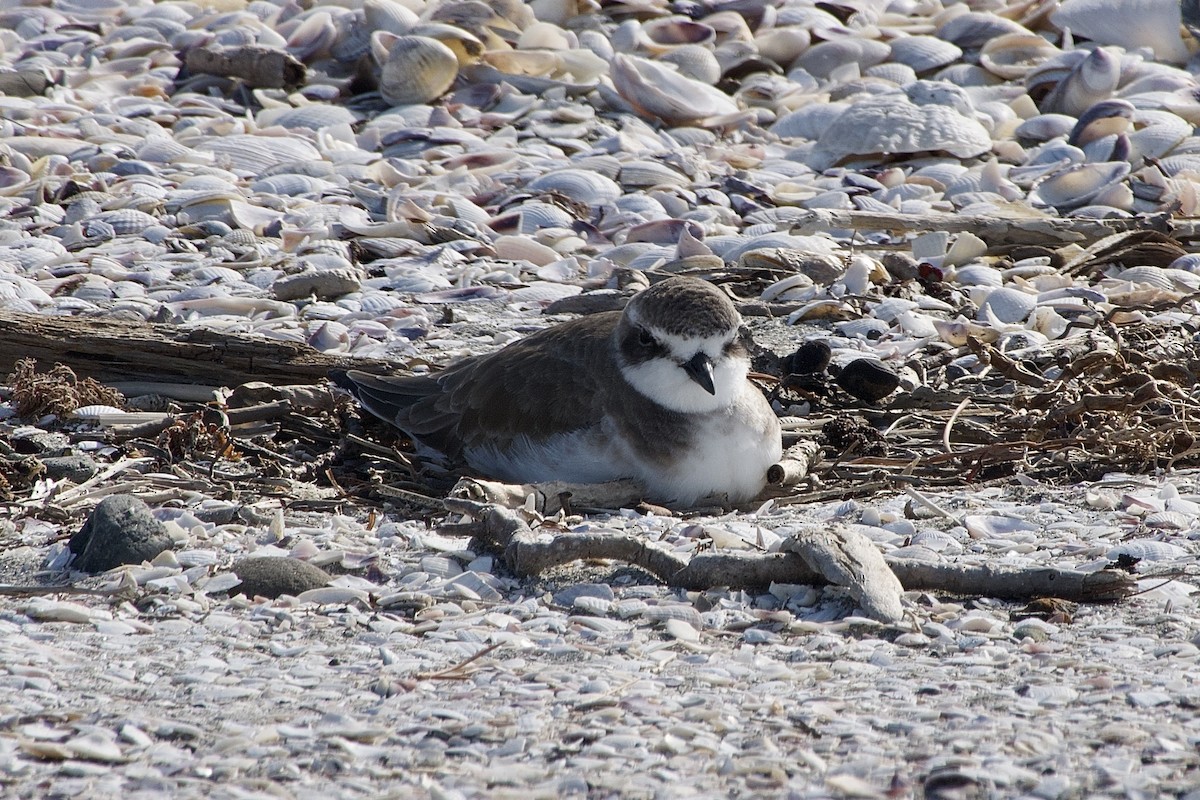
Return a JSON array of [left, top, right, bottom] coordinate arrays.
[[807, 94, 992, 170], [195, 134, 322, 173], [526, 169, 621, 207], [888, 36, 962, 73], [378, 35, 458, 106]]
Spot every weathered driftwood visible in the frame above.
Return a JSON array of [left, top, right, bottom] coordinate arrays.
[[782, 527, 904, 623], [0, 310, 390, 386], [184, 44, 306, 89], [444, 499, 1138, 620], [767, 441, 821, 486], [450, 441, 820, 514], [787, 208, 1189, 247]]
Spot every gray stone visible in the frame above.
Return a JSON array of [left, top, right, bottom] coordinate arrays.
[[69, 495, 173, 573], [41, 454, 97, 482], [230, 556, 331, 599]]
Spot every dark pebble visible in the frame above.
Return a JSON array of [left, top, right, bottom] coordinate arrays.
[[835, 358, 901, 402], [69, 495, 173, 573], [783, 339, 832, 375], [230, 556, 331, 599], [41, 454, 97, 483]]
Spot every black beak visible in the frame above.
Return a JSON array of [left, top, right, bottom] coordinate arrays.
[[682, 352, 716, 395]]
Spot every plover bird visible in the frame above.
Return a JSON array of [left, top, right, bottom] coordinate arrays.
[[334, 276, 783, 506]]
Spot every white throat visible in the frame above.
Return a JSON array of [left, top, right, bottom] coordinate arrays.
[[620, 332, 748, 413]]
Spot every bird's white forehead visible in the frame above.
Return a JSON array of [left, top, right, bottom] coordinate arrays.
[[657, 330, 732, 360]]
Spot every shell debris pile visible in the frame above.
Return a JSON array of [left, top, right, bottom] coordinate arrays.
[[3, 0, 1200, 797]]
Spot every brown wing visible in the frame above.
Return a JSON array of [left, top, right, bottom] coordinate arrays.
[[337, 312, 620, 459]]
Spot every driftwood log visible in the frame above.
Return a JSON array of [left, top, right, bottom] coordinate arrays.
[[0, 310, 391, 386], [445, 499, 1138, 623]]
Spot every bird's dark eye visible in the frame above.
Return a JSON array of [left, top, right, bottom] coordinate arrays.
[[637, 327, 655, 346]]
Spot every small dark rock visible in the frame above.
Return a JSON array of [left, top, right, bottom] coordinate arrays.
[[880, 251, 921, 281], [835, 358, 901, 402], [230, 556, 331, 599], [783, 339, 832, 375], [0, 70, 51, 98], [40, 454, 98, 483], [70, 495, 173, 573]]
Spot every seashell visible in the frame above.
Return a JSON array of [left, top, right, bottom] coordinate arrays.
[[195, 134, 322, 174], [863, 62, 917, 86], [657, 45, 722, 85], [976, 286, 1037, 324], [1142, 510, 1192, 530], [953, 264, 1004, 287], [771, 102, 848, 141], [618, 160, 690, 189], [1038, 47, 1121, 117], [754, 27, 810, 69], [807, 93, 992, 171], [737, 247, 844, 283], [1068, 100, 1134, 147], [1029, 161, 1130, 210], [1107, 539, 1188, 561], [1114, 266, 1200, 291], [1051, 0, 1189, 64], [794, 38, 891, 81], [376, 34, 459, 106], [1014, 113, 1076, 144], [257, 104, 357, 131], [526, 168, 621, 207], [936, 12, 1030, 49], [888, 36, 961, 73], [609, 54, 739, 125], [979, 34, 1060, 80], [642, 16, 716, 50]]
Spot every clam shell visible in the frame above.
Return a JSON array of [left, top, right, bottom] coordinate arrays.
[[1029, 161, 1130, 210], [526, 168, 621, 207], [979, 34, 1060, 80], [976, 286, 1037, 324], [377, 34, 458, 106], [1051, 0, 1189, 64], [609, 53, 738, 125]]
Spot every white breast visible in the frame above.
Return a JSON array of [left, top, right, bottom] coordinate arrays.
[[636, 385, 782, 505]]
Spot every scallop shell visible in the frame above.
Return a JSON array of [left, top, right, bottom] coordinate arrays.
[[1051, 0, 1189, 64], [795, 38, 890, 80], [807, 93, 993, 171], [1107, 539, 1188, 561], [526, 168, 621, 207], [656, 44, 721, 85], [888, 36, 962, 73], [376, 34, 459, 106]]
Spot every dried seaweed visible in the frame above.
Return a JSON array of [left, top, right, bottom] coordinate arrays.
[[7, 358, 124, 419], [781, 317, 1200, 504]]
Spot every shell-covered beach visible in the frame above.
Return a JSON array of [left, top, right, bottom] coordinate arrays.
[[3, 0, 1200, 797]]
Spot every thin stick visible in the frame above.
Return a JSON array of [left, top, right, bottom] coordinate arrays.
[[942, 396, 971, 454], [414, 642, 503, 680]]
